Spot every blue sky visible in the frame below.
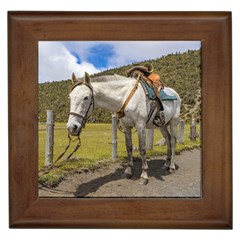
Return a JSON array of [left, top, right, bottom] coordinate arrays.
[[39, 41, 201, 83]]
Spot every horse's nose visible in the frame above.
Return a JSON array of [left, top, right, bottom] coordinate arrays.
[[72, 124, 78, 131], [67, 123, 80, 136], [68, 124, 77, 132]]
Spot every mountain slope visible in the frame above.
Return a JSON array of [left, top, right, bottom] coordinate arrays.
[[38, 49, 201, 122]]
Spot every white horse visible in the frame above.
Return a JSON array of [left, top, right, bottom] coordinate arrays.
[[67, 72, 181, 185]]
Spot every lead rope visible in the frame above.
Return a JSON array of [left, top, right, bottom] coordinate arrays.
[[38, 133, 81, 177]]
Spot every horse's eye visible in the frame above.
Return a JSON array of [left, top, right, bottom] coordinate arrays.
[[83, 96, 89, 101]]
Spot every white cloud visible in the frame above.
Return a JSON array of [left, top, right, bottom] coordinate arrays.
[[38, 42, 100, 82]]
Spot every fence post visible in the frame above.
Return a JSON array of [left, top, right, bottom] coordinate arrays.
[[146, 129, 154, 150], [112, 113, 118, 160], [189, 118, 198, 141], [45, 110, 55, 167], [178, 120, 185, 144]]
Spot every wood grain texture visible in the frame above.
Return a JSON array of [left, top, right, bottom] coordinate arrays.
[[8, 11, 232, 229]]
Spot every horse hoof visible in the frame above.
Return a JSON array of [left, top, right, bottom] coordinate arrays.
[[169, 168, 175, 174], [139, 178, 149, 185], [162, 165, 169, 170], [122, 172, 132, 179]]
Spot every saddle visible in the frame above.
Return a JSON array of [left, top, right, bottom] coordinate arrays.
[[127, 64, 164, 109], [127, 64, 165, 126]]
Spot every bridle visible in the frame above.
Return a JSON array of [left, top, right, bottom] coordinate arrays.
[[68, 83, 95, 130]]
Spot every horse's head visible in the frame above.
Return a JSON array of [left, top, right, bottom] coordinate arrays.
[[67, 72, 94, 136]]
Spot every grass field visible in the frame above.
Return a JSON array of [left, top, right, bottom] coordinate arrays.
[[39, 123, 201, 186]]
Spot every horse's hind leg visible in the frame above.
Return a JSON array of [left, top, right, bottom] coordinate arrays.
[[122, 127, 133, 179], [160, 126, 172, 170], [168, 118, 178, 173]]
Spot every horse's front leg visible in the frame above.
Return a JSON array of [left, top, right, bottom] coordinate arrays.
[[122, 127, 133, 179], [137, 123, 149, 185]]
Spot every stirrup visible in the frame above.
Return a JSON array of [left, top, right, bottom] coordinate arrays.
[[153, 111, 165, 127]]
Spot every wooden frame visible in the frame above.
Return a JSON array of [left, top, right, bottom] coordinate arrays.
[[8, 12, 232, 228]]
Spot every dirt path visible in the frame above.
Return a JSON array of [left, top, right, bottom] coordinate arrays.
[[39, 148, 201, 198]]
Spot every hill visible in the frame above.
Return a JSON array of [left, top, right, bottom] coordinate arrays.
[[38, 49, 201, 123]]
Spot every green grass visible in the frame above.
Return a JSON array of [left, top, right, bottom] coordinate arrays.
[[39, 123, 201, 186]]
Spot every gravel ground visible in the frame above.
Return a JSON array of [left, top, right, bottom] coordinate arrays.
[[39, 148, 201, 198]]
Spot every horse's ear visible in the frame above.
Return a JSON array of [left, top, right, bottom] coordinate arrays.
[[83, 72, 91, 86], [72, 72, 78, 85]]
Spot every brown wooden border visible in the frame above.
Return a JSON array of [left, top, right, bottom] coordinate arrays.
[[8, 12, 232, 228]]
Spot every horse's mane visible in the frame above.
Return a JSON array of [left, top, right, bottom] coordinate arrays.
[[72, 74, 134, 90], [91, 74, 130, 83]]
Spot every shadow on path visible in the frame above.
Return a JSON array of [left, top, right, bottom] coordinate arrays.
[[74, 158, 178, 197]]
